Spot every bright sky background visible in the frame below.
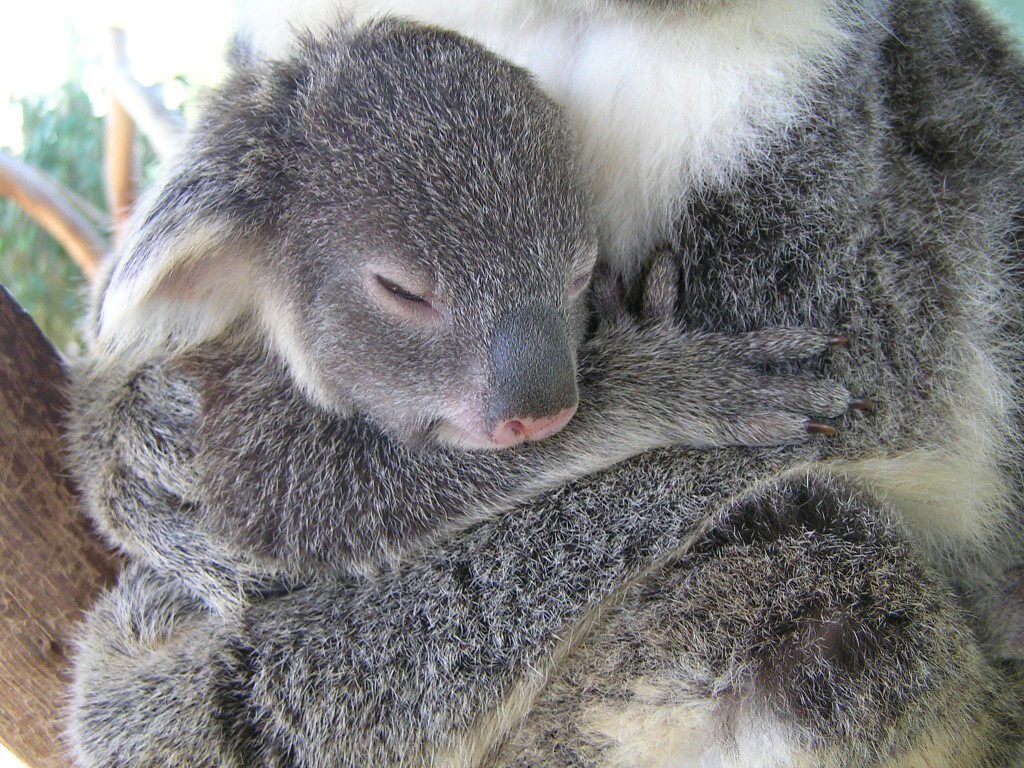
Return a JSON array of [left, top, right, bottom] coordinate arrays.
[[0, 746, 24, 768], [0, 0, 236, 151]]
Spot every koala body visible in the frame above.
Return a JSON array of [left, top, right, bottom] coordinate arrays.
[[253, 0, 1024, 640], [66, 23, 857, 766], [67, 19, 849, 612], [68, 1, 1024, 766]]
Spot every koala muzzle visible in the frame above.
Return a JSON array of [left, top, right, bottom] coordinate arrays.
[[487, 302, 579, 447]]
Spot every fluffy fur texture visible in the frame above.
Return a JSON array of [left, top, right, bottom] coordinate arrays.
[[236, 0, 856, 276], [67, 0, 1024, 765], [67, 17, 857, 764], [68, 19, 850, 612]]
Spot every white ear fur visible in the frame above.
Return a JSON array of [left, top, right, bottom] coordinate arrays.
[[93, 192, 348, 413], [95, 218, 261, 362]]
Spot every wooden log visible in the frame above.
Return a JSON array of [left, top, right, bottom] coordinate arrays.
[[0, 285, 119, 768]]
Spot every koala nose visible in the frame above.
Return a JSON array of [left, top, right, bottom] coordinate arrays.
[[491, 404, 579, 447], [487, 301, 579, 446]]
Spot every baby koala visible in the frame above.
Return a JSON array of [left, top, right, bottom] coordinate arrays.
[[68, 18, 856, 610]]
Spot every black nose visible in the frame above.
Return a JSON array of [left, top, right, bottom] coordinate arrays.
[[486, 302, 579, 432]]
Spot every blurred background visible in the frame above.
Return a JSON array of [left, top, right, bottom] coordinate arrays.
[[0, 0, 234, 354]]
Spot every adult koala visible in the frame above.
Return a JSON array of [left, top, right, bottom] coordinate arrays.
[[70, 1, 1024, 766]]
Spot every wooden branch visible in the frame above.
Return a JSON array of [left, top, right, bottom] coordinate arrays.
[[0, 152, 106, 280], [59, 184, 108, 231], [109, 66, 186, 162], [105, 28, 139, 243], [0, 285, 120, 768]]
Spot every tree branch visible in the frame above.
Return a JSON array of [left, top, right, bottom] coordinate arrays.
[[0, 285, 120, 768], [105, 28, 139, 243], [0, 152, 107, 280], [108, 65, 186, 162]]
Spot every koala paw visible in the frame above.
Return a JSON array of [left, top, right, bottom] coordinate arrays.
[[673, 326, 869, 446], [586, 250, 871, 449]]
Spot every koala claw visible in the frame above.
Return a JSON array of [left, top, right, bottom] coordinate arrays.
[[806, 422, 838, 436]]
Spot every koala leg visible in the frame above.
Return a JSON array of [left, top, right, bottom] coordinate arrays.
[[67, 446, 799, 767], [67, 358, 287, 616], [67, 561, 253, 767], [490, 472, 1024, 768]]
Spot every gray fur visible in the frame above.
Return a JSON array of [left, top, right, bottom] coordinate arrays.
[[67, 20, 851, 614], [68, 1, 1024, 766]]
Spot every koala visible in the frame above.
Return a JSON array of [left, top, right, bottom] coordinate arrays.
[[66, 20, 850, 617], [68, 1, 1024, 766]]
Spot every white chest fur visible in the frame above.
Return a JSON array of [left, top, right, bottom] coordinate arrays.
[[237, 0, 851, 269]]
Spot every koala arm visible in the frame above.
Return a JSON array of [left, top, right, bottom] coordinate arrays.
[[70, 257, 855, 601], [195, 298, 853, 575], [71, 441, 799, 768]]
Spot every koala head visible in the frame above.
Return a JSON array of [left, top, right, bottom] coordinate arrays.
[[96, 19, 597, 450]]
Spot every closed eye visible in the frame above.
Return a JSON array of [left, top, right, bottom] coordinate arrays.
[[375, 274, 432, 307]]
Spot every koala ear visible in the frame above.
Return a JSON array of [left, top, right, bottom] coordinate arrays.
[[95, 168, 269, 361]]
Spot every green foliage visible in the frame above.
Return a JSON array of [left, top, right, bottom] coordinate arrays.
[[0, 82, 107, 352], [0, 78, 166, 352]]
